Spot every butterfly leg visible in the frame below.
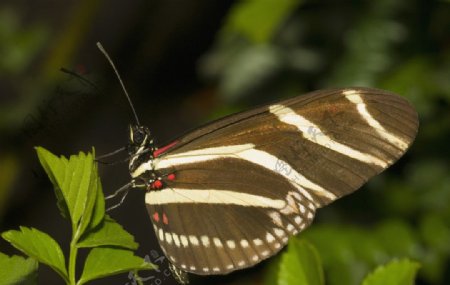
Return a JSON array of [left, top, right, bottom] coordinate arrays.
[[105, 180, 145, 212], [105, 181, 133, 200], [106, 190, 130, 212]]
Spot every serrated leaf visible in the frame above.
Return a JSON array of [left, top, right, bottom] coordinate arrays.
[[76, 162, 103, 238], [362, 259, 420, 285], [1, 227, 68, 282], [86, 178, 105, 230], [78, 247, 156, 285], [82, 148, 104, 231], [35, 147, 101, 238], [0, 252, 38, 285], [36, 147, 69, 218], [77, 216, 138, 250], [65, 152, 95, 232], [278, 238, 324, 285]]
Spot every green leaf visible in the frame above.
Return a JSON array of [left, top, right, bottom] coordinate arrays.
[[362, 259, 420, 285], [381, 57, 438, 116], [78, 247, 156, 285], [278, 238, 324, 285], [76, 162, 103, 238], [36, 146, 69, 218], [0, 252, 38, 285], [303, 225, 380, 285], [223, 0, 301, 43], [375, 220, 418, 257], [1, 227, 68, 282], [263, 254, 282, 285], [87, 178, 105, 230], [418, 213, 450, 282], [35, 147, 102, 238], [77, 216, 138, 250], [64, 151, 95, 232]]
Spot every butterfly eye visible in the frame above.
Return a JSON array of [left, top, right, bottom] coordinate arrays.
[[133, 130, 145, 145]]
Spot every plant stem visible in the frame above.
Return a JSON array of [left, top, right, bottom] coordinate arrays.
[[135, 272, 144, 285], [69, 240, 79, 285], [69, 225, 81, 285]]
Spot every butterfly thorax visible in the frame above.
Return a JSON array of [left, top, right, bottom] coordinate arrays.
[[128, 125, 158, 189]]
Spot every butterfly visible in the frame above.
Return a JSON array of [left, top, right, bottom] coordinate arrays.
[[97, 43, 419, 282]]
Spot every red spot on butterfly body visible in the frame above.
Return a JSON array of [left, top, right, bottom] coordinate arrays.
[[163, 213, 169, 225], [167, 173, 176, 181], [151, 180, 163, 189], [153, 212, 159, 222], [153, 141, 178, 157]]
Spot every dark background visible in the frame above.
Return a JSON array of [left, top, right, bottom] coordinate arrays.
[[0, 0, 449, 284]]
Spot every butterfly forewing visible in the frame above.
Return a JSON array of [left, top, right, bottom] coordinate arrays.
[[144, 87, 418, 275]]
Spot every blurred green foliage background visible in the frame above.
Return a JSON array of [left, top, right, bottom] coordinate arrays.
[[0, 0, 449, 284]]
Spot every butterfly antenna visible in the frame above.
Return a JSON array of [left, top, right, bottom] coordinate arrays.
[[60, 67, 100, 91], [96, 42, 141, 126]]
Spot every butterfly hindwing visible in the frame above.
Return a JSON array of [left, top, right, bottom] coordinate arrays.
[[147, 156, 316, 274]]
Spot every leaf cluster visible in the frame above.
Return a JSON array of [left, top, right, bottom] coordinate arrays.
[[0, 147, 155, 285]]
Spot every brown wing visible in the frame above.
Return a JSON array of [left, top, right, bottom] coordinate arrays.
[[147, 87, 418, 275]]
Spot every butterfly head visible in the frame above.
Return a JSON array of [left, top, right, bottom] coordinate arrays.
[[129, 125, 152, 147], [128, 125, 155, 160]]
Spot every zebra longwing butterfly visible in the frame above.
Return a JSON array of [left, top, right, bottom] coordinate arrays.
[[97, 44, 418, 280], [127, 88, 418, 276]]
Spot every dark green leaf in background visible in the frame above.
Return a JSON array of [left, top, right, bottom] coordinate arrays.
[[304, 226, 380, 285], [222, 0, 301, 43], [362, 259, 420, 285], [277, 238, 324, 285], [374, 220, 419, 258]]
